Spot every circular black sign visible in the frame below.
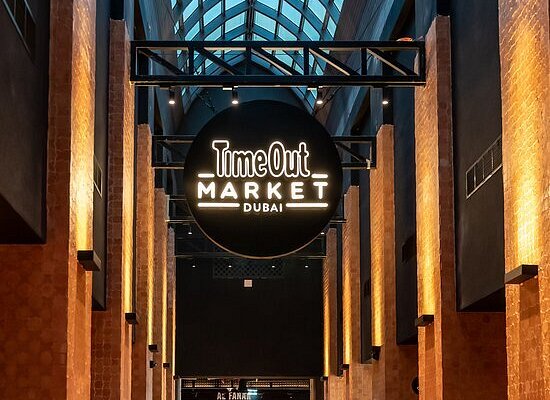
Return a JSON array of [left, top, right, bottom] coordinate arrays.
[[184, 100, 342, 259]]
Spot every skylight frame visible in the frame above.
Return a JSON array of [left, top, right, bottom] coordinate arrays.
[[174, 0, 344, 110]]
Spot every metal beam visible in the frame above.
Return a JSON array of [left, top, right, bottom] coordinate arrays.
[[151, 134, 376, 170], [131, 40, 425, 88]]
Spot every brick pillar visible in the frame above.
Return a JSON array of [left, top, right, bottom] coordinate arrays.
[[415, 16, 507, 400], [497, 0, 550, 398], [133, 125, 155, 400], [91, 19, 135, 400], [153, 189, 168, 400], [370, 125, 417, 399], [165, 228, 176, 400], [324, 228, 346, 399], [0, 0, 95, 398], [342, 186, 372, 400]]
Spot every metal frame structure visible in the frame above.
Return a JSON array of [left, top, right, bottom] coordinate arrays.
[[130, 40, 425, 87], [152, 134, 376, 171], [130, 39, 425, 261]]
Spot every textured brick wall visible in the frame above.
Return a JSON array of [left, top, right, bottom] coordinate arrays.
[[91, 19, 135, 400], [133, 124, 155, 400], [415, 16, 507, 400], [343, 186, 372, 400], [498, 0, 550, 398], [324, 188, 373, 400], [165, 228, 176, 400], [370, 125, 417, 400], [0, 0, 95, 398], [67, 1, 96, 398], [153, 189, 169, 400], [323, 229, 346, 399]]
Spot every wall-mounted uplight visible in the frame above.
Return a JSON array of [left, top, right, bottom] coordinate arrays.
[[505, 264, 538, 285], [168, 88, 176, 105], [77, 250, 101, 271], [231, 87, 239, 105]]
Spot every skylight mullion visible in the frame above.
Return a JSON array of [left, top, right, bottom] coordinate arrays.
[[222, 0, 226, 38], [198, 0, 205, 36], [322, 0, 340, 23]]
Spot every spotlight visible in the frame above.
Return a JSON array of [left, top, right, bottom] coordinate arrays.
[[316, 88, 324, 105], [168, 88, 176, 105], [231, 87, 239, 105], [191, 264, 196, 268], [305, 265, 309, 269], [271, 265, 276, 269], [228, 265, 232, 268], [382, 99, 389, 106], [187, 225, 192, 235]]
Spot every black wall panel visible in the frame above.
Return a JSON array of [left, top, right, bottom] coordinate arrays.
[[91, 0, 111, 310], [451, 0, 505, 311], [359, 171, 373, 361], [392, 8, 418, 344], [176, 259, 323, 378], [0, 0, 49, 242]]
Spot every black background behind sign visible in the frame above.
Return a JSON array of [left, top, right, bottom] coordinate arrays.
[[183, 100, 342, 259], [175, 259, 323, 377]]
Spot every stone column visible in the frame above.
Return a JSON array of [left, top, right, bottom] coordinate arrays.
[[370, 125, 417, 399], [497, 0, 550, 397], [415, 15, 507, 400], [91, 19, 135, 400], [165, 228, 176, 400], [0, 0, 96, 398], [132, 124, 155, 400], [342, 186, 372, 400], [153, 189, 169, 400], [324, 228, 346, 399]]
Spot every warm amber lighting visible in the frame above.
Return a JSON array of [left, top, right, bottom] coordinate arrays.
[[506, 24, 544, 268], [123, 120, 135, 313], [370, 193, 384, 347], [323, 260, 330, 376], [342, 249, 352, 364], [71, 59, 94, 253], [162, 251, 168, 364], [415, 98, 439, 317], [147, 209, 155, 343]]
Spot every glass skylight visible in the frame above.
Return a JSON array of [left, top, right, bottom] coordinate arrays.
[[172, 0, 346, 110]]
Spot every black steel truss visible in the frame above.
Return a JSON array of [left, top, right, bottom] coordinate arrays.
[[130, 40, 425, 87]]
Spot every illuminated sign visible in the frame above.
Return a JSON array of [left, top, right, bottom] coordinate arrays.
[[184, 100, 342, 259]]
